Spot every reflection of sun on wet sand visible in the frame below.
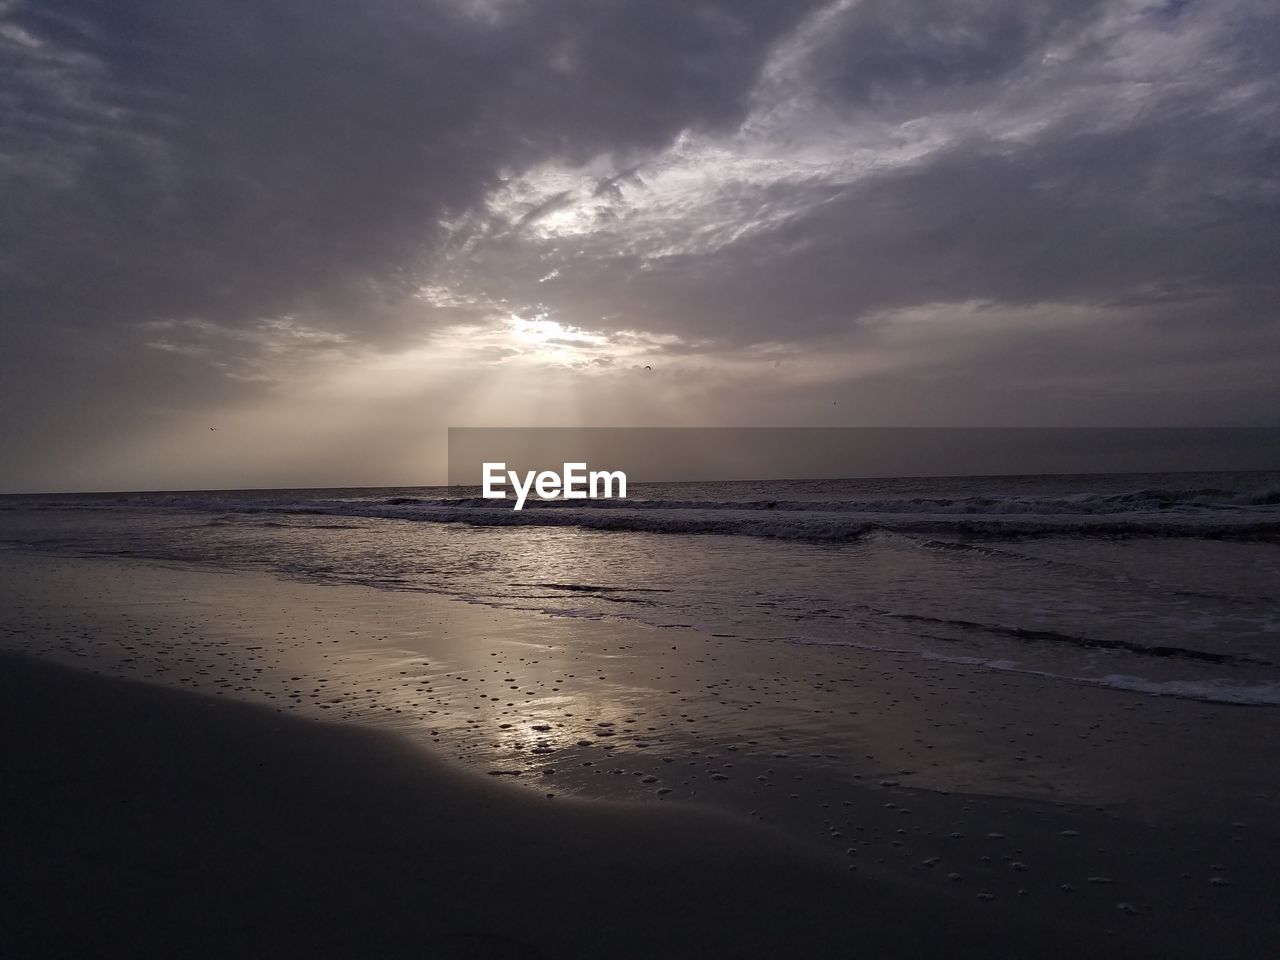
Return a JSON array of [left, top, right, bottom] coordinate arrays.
[[2, 551, 1278, 959]]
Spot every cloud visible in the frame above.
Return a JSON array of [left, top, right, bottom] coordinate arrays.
[[792, 0, 1109, 110], [1, 0, 1278, 489], [0, 0, 820, 340], [430, 0, 1279, 343]]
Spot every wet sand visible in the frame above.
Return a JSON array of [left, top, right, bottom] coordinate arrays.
[[2, 551, 1278, 957]]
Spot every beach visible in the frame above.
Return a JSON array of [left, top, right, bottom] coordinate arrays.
[[6, 0, 1279, 952], [3, 545, 1277, 958]]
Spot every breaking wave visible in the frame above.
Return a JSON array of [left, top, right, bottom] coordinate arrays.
[[4, 484, 1280, 541]]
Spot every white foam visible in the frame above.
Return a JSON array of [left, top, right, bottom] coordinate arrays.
[[1092, 674, 1280, 706]]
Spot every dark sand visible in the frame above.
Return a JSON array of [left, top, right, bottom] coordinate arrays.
[[0, 652, 1161, 960], [2, 552, 1277, 958]]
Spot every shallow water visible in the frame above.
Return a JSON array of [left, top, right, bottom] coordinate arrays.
[[3, 470, 1278, 704]]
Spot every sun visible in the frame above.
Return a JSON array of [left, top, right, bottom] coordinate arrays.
[[506, 311, 608, 364]]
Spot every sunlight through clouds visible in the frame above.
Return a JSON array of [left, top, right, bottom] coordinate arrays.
[[3, 0, 1278, 490]]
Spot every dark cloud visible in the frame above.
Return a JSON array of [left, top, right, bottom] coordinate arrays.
[[433, 1, 1279, 349], [2, 0, 1278, 489], [612, 101, 1279, 342], [801, 0, 1107, 110], [0, 0, 819, 338]]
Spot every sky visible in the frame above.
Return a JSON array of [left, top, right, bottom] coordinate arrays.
[[1, 0, 1277, 491]]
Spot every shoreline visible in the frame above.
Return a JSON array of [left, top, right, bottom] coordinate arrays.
[[0, 650, 1191, 960], [2, 548, 1278, 956]]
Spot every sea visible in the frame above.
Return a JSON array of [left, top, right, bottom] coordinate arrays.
[[2, 470, 1279, 706]]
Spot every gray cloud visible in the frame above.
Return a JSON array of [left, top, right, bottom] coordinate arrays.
[[1, 0, 818, 340], [801, 0, 1109, 110], [429, 0, 1279, 351], [2, 0, 1278, 490]]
